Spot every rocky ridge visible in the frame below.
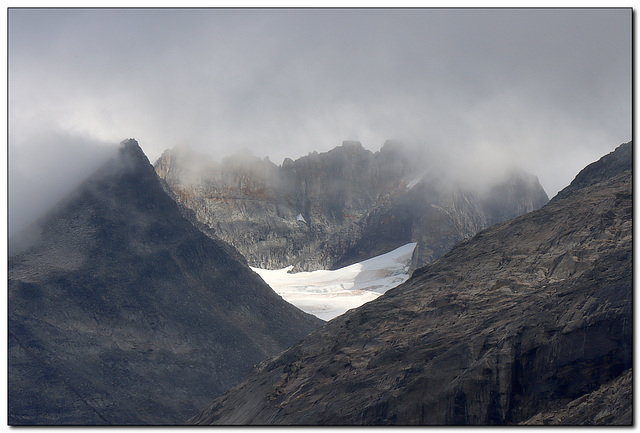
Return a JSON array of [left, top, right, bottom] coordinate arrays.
[[154, 141, 548, 272], [8, 139, 322, 425], [191, 141, 632, 425]]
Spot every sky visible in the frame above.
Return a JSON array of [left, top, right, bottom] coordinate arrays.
[[7, 7, 632, 236]]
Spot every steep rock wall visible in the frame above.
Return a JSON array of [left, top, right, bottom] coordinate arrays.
[[155, 141, 548, 272]]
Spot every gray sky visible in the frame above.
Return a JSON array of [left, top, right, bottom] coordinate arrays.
[[8, 8, 632, 235]]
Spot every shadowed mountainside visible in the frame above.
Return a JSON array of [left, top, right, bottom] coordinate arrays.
[[8, 139, 322, 425], [191, 141, 632, 425]]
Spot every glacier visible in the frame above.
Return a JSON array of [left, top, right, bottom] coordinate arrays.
[[252, 243, 417, 321]]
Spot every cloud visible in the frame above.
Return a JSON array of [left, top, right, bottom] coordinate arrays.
[[8, 126, 117, 236], [8, 8, 631, 228]]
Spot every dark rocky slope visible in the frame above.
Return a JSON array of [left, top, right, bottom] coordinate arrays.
[[8, 139, 322, 425], [191, 141, 632, 425], [521, 368, 632, 425], [155, 141, 548, 272]]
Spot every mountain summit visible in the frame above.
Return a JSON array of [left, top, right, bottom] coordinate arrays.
[[154, 141, 549, 273], [192, 141, 632, 425], [8, 139, 322, 425]]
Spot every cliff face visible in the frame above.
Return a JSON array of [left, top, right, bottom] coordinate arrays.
[[8, 139, 322, 425], [521, 368, 632, 425], [191, 142, 632, 426], [155, 141, 548, 272]]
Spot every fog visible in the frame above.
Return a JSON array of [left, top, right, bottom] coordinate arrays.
[[8, 128, 117, 237], [8, 8, 631, 236]]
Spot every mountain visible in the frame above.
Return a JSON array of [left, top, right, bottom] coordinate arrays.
[[554, 138, 632, 200], [8, 139, 322, 425], [191, 141, 632, 425], [520, 368, 632, 425], [154, 141, 548, 273]]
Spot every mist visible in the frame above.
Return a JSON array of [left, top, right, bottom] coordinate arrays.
[[8, 8, 631, 230], [8, 129, 117, 236]]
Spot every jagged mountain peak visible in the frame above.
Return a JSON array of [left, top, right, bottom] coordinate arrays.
[[291, 141, 372, 167], [154, 140, 549, 273], [9, 138, 322, 425], [114, 138, 155, 172], [340, 140, 365, 151], [120, 137, 143, 153]]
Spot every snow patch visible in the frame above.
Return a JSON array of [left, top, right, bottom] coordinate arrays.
[[406, 174, 424, 189], [252, 242, 417, 321]]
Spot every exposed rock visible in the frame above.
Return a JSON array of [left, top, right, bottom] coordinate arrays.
[[521, 369, 632, 425], [155, 140, 548, 272], [8, 139, 322, 425], [191, 141, 631, 425]]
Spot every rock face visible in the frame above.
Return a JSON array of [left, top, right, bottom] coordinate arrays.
[[521, 368, 632, 425], [191, 141, 632, 426], [8, 139, 322, 425], [154, 141, 548, 272]]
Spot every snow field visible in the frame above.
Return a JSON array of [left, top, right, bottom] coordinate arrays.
[[252, 242, 417, 321]]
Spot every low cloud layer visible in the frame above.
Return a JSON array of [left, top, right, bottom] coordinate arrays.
[[8, 8, 631, 235]]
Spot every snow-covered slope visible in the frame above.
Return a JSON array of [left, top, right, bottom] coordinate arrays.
[[252, 243, 416, 321]]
